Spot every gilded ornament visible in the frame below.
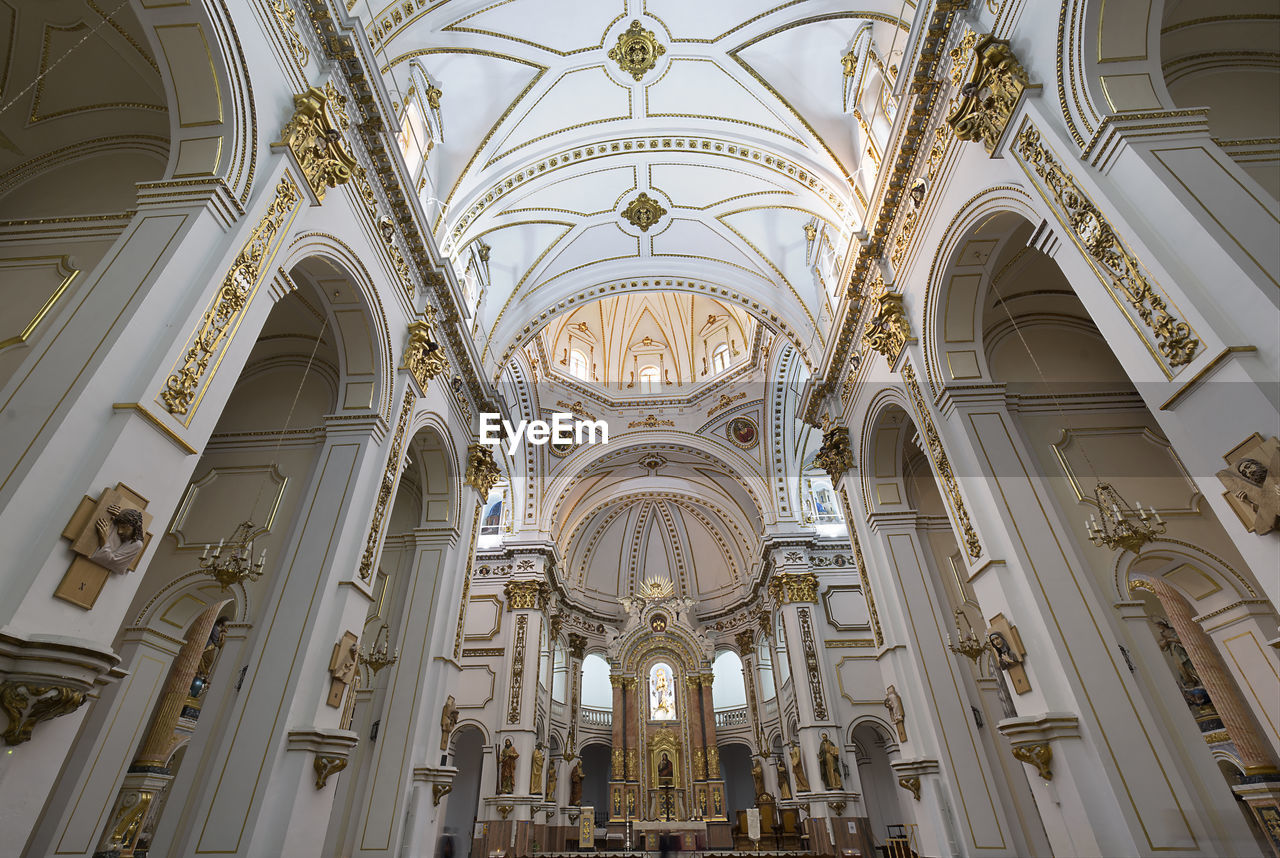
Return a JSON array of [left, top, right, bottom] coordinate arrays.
[[814, 424, 855, 479], [1011, 742, 1053, 780], [358, 389, 415, 581], [628, 414, 675, 428], [947, 35, 1029, 153], [275, 86, 359, 202], [402, 312, 449, 391], [432, 783, 452, 806], [100, 788, 153, 854], [637, 575, 675, 600], [768, 572, 818, 605], [608, 20, 666, 81], [902, 365, 983, 559], [799, 608, 828, 720], [898, 775, 922, 801], [863, 292, 911, 363], [314, 753, 348, 789], [161, 177, 300, 416], [568, 632, 587, 659], [507, 615, 528, 724], [269, 0, 309, 66], [621, 193, 667, 232], [612, 748, 625, 779], [734, 630, 755, 656], [378, 216, 412, 290], [465, 443, 501, 495], [1012, 124, 1199, 370], [0, 682, 86, 745], [504, 580, 548, 611]]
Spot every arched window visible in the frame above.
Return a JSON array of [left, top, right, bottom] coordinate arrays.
[[711, 344, 729, 374], [569, 349, 589, 380], [398, 99, 427, 174], [581, 653, 612, 708], [639, 365, 660, 393], [711, 650, 747, 710]]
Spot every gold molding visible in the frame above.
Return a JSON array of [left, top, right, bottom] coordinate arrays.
[[1159, 345, 1257, 411], [112, 403, 198, 455], [357, 388, 415, 581], [0, 256, 79, 351], [608, 20, 665, 82]]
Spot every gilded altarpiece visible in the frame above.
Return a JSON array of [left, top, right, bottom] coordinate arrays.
[[604, 585, 725, 827]]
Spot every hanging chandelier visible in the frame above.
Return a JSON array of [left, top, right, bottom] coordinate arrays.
[[360, 623, 399, 674], [1085, 482, 1165, 554], [946, 608, 987, 661], [200, 521, 266, 589]]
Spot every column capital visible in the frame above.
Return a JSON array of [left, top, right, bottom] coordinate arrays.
[[503, 579, 549, 612], [465, 443, 501, 495], [769, 571, 819, 605], [567, 633, 587, 659]]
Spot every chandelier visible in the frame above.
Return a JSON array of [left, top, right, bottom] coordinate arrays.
[[360, 623, 399, 674], [1085, 482, 1165, 554], [200, 521, 266, 589], [946, 608, 987, 661]]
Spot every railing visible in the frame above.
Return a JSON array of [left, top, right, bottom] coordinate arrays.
[[581, 706, 612, 726], [714, 706, 749, 728]]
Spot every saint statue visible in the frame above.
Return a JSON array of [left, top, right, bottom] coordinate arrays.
[[751, 757, 766, 801], [569, 758, 584, 806], [440, 695, 458, 751], [89, 505, 145, 574], [650, 664, 675, 719], [788, 742, 810, 792], [190, 616, 228, 697], [818, 733, 842, 791], [988, 631, 1021, 670], [545, 759, 558, 802], [775, 757, 792, 800], [529, 742, 545, 795], [1154, 618, 1201, 687], [498, 739, 519, 795], [883, 684, 907, 743]]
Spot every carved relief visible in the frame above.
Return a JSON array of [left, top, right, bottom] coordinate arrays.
[[1216, 435, 1280, 535], [798, 608, 828, 720], [814, 424, 855, 479], [947, 35, 1030, 153], [768, 572, 818, 605], [402, 309, 449, 391], [504, 580, 548, 611], [0, 682, 86, 745], [314, 754, 348, 789], [466, 444, 501, 496], [275, 86, 359, 202], [1012, 742, 1053, 780], [507, 615, 528, 724], [862, 292, 911, 363], [898, 775, 922, 800]]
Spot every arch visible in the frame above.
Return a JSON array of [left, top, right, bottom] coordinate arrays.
[[404, 419, 460, 528], [858, 387, 920, 518], [1116, 539, 1258, 608], [133, 570, 248, 630]]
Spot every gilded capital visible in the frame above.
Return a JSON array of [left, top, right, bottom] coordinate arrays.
[[275, 86, 359, 202], [947, 35, 1030, 154], [465, 443, 501, 496], [814, 424, 855, 479], [402, 316, 448, 390], [734, 629, 756, 656], [504, 579, 548, 611], [863, 292, 911, 363], [568, 633, 587, 659], [769, 572, 819, 605]]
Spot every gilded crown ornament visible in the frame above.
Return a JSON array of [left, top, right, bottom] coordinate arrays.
[[608, 20, 665, 81], [621, 193, 667, 232]]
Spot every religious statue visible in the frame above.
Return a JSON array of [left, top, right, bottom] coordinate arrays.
[[818, 733, 842, 791], [530, 742, 545, 795], [1216, 440, 1280, 534], [788, 742, 810, 792], [545, 758, 558, 802], [751, 757, 766, 801], [440, 695, 458, 751], [190, 616, 228, 697], [89, 505, 145, 574], [650, 664, 675, 719], [326, 632, 359, 708], [883, 684, 908, 743], [775, 757, 792, 800], [498, 739, 519, 795], [988, 631, 1021, 670], [569, 758, 583, 805], [1153, 618, 1201, 688]]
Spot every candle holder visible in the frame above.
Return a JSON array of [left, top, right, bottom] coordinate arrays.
[[199, 521, 266, 590], [360, 623, 399, 674], [946, 608, 987, 662], [1085, 481, 1165, 554]]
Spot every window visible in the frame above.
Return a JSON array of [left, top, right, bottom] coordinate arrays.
[[711, 344, 730, 374], [639, 365, 660, 393], [569, 349, 588, 380], [398, 100, 427, 174]]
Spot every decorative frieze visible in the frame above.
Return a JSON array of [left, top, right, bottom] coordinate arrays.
[[275, 86, 359, 202], [863, 292, 911, 363], [358, 389, 415, 581], [902, 364, 983, 559], [1011, 123, 1199, 372], [507, 614, 528, 724], [797, 608, 828, 721], [465, 443, 501, 495], [160, 177, 301, 417], [947, 35, 1030, 153], [768, 572, 818, 605]]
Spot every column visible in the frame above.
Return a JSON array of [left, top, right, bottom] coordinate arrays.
[[608, 674, 626, 822], [936, 381, 1255, 856], [147, 412, 393, 858]]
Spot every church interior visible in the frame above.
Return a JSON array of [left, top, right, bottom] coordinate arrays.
[[0, 0, 1278, 856]]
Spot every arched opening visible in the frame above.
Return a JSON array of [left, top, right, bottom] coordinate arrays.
[[638, 364, 660, 393], [711, 650, 746, 710], [716, 742, 755, 827], [444, 725, 486, 858], [851, 720, 902, 853], [580, 742, 613, 826]]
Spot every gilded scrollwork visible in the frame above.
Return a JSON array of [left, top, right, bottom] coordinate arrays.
[[507, 614, 528, 724], [402, 309, 449, 391], [797, 608, 828, 720], [465, 443, 501, 496], [902, 364, 984, 559], [0, 682, 86, 745], [863, 292, 911, 363], [898, 775, 922, 801], [313, 753, 347, 789], [621, 193, 667, 232], [814, 424, 855, 479], [1012, 124, 1200, 371], [947, 35, 1030, 153], [504, 580, 549, 611], [768, 572, 818, 605], [268, 0, 309, 67], [161, 177, 301, 416], [275, 86, 359, 202], [432, 783, 452, 806], [1012, 742, 1054, 780], [357, 389, 415, 581]]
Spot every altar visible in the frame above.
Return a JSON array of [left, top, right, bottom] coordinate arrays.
[[632, 819, 707, 852]]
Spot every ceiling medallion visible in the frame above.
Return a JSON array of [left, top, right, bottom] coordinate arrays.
[[621, 193, 667, 232], [726, 416, 758, 449], [609, 20, 666, 81]]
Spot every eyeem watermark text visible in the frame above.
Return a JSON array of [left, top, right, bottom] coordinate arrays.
[[479, 413, 609, 455]]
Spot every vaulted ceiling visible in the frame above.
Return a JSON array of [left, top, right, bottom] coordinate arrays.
[[371, 0, 909, 379]]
